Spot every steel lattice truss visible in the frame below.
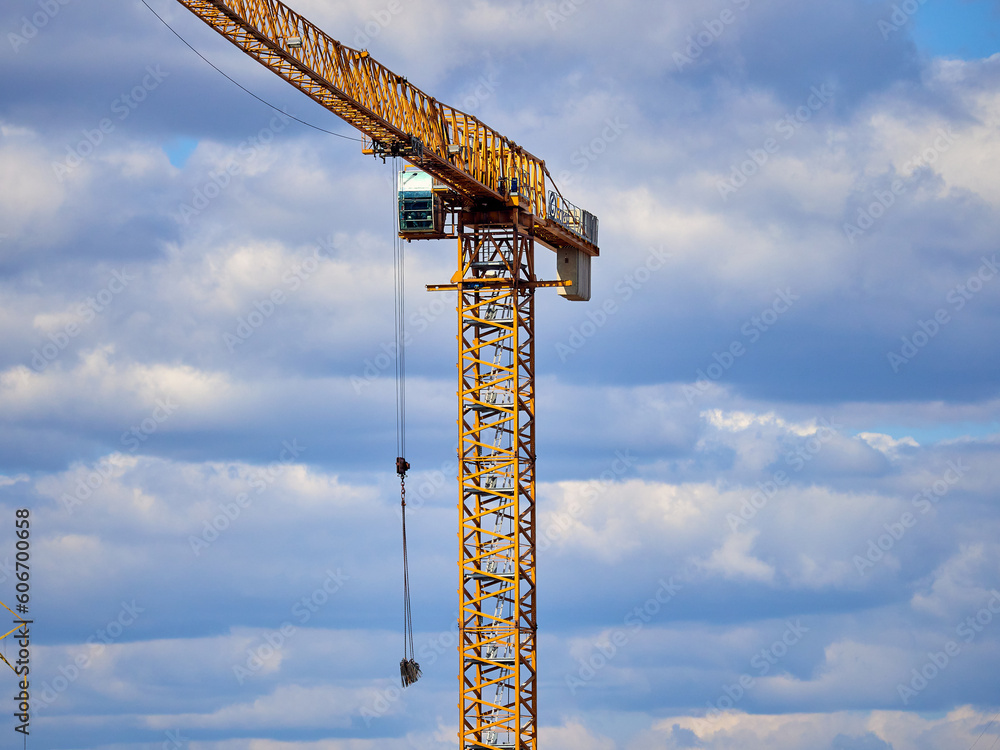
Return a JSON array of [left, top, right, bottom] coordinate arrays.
[[178, 0, 543, 214], [458, 218, 536, 750], [175, 0, 599, 257]]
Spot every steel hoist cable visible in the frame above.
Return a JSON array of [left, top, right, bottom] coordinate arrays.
[[393, 158, 420, 688], [137, 0, 363, 142]]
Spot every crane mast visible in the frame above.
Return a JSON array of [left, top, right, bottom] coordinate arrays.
[[170, 2, 600, 748], [453, 216, 536, 749]]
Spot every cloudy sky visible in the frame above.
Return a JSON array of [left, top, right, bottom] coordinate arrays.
[[2, 0, 1000, 748]]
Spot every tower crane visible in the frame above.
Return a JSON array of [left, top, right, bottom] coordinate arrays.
[[168, 2, 600, 748]]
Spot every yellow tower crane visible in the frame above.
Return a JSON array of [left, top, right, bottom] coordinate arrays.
[[169, 2, 600, 748]]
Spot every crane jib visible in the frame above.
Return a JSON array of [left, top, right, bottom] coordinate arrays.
[[177, 0, 598, 256]]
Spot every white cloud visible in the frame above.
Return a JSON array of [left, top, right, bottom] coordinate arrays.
[[0, 128, 67, 238], [857, 431, 920, 457], [540, 720, 616, 750], [0, 472, 28, 486], [911, 543, 1000, 618], [647, 707, 997, 750], [697, 530, 775, 583], [145, 684, 361, 730]]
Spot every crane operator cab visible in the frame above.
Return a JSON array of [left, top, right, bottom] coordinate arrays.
[[398, 166, 595, 302], [397, 167, 449, 239]]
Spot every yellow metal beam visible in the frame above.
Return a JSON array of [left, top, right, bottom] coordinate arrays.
[[174, 0, 599, 257], [457, 214, 536, 750]]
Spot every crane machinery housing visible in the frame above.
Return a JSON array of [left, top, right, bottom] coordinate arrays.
[[169, 2, 601, 748]]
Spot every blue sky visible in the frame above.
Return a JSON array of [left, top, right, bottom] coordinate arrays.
[[913, 0, 1000, 59], [1, 1, 999, 749]]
